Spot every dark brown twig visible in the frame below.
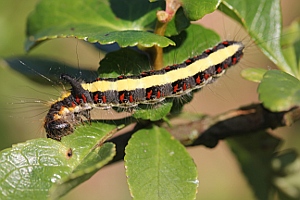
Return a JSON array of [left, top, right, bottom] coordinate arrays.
[[107, 103, 300, 164]]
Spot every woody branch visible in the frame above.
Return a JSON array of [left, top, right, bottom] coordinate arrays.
[[108, 103, 300, 164]]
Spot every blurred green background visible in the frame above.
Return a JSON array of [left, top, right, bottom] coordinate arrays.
[[0, 0, 299, 199]]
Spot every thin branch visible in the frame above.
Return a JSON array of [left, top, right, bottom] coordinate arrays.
[[149, 0, 182, 70], [108, 103, 300, 164], [173, 104, 299, 147]]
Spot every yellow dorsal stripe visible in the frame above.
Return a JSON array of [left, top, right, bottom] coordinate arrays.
[[82, 42, 243, 92]]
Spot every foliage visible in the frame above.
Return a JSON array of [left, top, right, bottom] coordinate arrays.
[[0, 0, 300, 199]]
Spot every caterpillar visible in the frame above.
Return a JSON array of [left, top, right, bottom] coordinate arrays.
[[44, 40, 244, 140]]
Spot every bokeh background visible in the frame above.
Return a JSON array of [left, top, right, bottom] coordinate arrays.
[[0, 0, 299, 199]]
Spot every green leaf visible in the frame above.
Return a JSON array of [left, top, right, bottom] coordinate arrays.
[[125, 126, 198, 200], [0, 122, 118, 199], [281, 19, 300, 77], [133, 100, 173, 121], [227, 131, 282, 200], [229, 133, 300, 200], [180, 0, 221, 21], [26, 0, 174, 51], [241, 68, 267, 83], [49, 142, 115, 199], [165, 7, 190, 37], [98, 23, 221, 80], [272, 150, 300, 200], [98, 48, 150, 78], [163, 24, 221, 66], [220, 0, 293, 77], [258, 70, 300, 112]]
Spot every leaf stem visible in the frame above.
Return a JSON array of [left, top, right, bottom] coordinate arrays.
[[150, 0, 182, 70]]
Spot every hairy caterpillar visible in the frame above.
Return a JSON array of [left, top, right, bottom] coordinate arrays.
[[44, 41, 244, 140]]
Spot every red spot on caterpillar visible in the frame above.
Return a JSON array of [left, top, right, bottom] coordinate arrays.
[[81, 94, 87, 103], [185, 59, 192, 64], [222, 41, 229, 45], [204, 74, 210, 80], [118, 75, 125, 79], [146, 90, 152, 99], [156, 90, 161, 99], [141, 72, 148, 76], [71, 102, 76, 107], [75, 96, 80, 104], [205, 49, 211, 53], [102, 95, 107, 103], [183, 83, 187, 91], [96, 77, 101, 81], [216, 66, 222, 74], [224, 63, 229, 69], [173, 84, 179, 93], [94, 93, 99, 102], [196, 75, 201, 84], [165, 66, 171, 71], [119, 93, 125, 102], [232, 57, 237, 64], [129, 95, 133, 103]]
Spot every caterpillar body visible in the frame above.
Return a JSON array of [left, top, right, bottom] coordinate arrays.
[[44, 40, 244, 140]]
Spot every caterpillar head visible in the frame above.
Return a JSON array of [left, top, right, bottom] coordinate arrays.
[[44, 118, 74, 141]]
